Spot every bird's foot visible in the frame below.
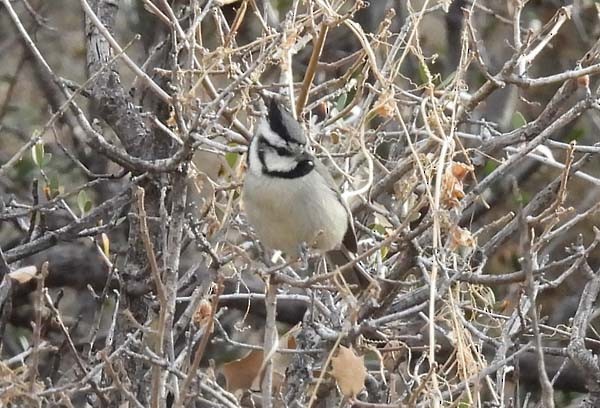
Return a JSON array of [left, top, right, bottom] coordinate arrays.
[[298, 242, 311, 272]]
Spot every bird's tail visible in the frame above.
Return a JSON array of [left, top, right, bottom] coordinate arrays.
[[325, 248, 371, 290]]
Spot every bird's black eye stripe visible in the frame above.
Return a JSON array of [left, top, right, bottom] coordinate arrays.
[[275, 146, 294, 156], [262, 157, 315, 179], [256, 139, 314, 179]]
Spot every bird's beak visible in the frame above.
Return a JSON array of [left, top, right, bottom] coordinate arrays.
[[295, 150, 313, 162]]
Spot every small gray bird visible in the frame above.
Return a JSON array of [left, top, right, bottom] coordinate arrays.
[[243, 99, 366, 286]]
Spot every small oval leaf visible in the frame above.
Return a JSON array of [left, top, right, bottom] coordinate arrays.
[[101, 233, 110, 257], [48, 175, 60, 199], [77, 190, 92, 216], [336, 93, 347, 111], [32, 143, 44, 168], [225, 151, 239, 168]]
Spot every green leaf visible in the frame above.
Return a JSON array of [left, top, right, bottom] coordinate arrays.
[[32, 143, 44, 168], [437, 70, 456, 89], [418, 61, 432, 85], [42, 153, 52, 167], [567, 127, 585, 142], [13, 156, 36, 181], [48, 175, 60, 199], [370, 223, 386, 235], [77, 190, 92, 216], [380, 246, 389, 259], [513, 190, 530, 206], [225, 151, 239, 168], [511, 111, 527, 129], [335, 93, 347, 111], [483, 160, 498, 175]]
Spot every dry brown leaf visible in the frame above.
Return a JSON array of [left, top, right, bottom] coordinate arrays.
[[577, 74, 590, 89], [193, 299, 212, 327], [271, 325, 299, 391], [221, 325, 299, 393], [330, 345, 366, 398], [42, 185, 52, 201], [8, 265, 38, 283], [448, 225, 477, 255], [442, 162, 473, 208], [222, 349, 264, 392], [381, 340, 407, 371], [450, 162, 473, 181], [373, 89, 395, 118], [330, 130, 340, 145], [165, 106, 177, 128]]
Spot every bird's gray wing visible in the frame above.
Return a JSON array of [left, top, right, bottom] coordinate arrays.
[[312, 157, 369, 288], [312, 158, 358, 252]]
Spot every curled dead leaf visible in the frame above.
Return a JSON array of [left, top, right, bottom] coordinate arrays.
[[577, 74, 590, 89], [442, 162, 473, 208], [373, 88, 395, 118], [330, 345, 367, 398], [221, 325, 299, 393], [330, 130, 340, 145], [193, 299, 212, 327], [448, 225, 477, 255], [8, 266, 38, 284], [450, 162, 473, 181], [42, 185, 52, 201], [222, 349, 264, 392], [381, 340, 407, 372]]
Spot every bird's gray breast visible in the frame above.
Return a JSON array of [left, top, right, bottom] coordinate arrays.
[[242, 170, 348, 255]]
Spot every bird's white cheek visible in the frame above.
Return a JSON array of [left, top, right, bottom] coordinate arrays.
[[247, 140, 263, 176], [263, 151, 297, 173]]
